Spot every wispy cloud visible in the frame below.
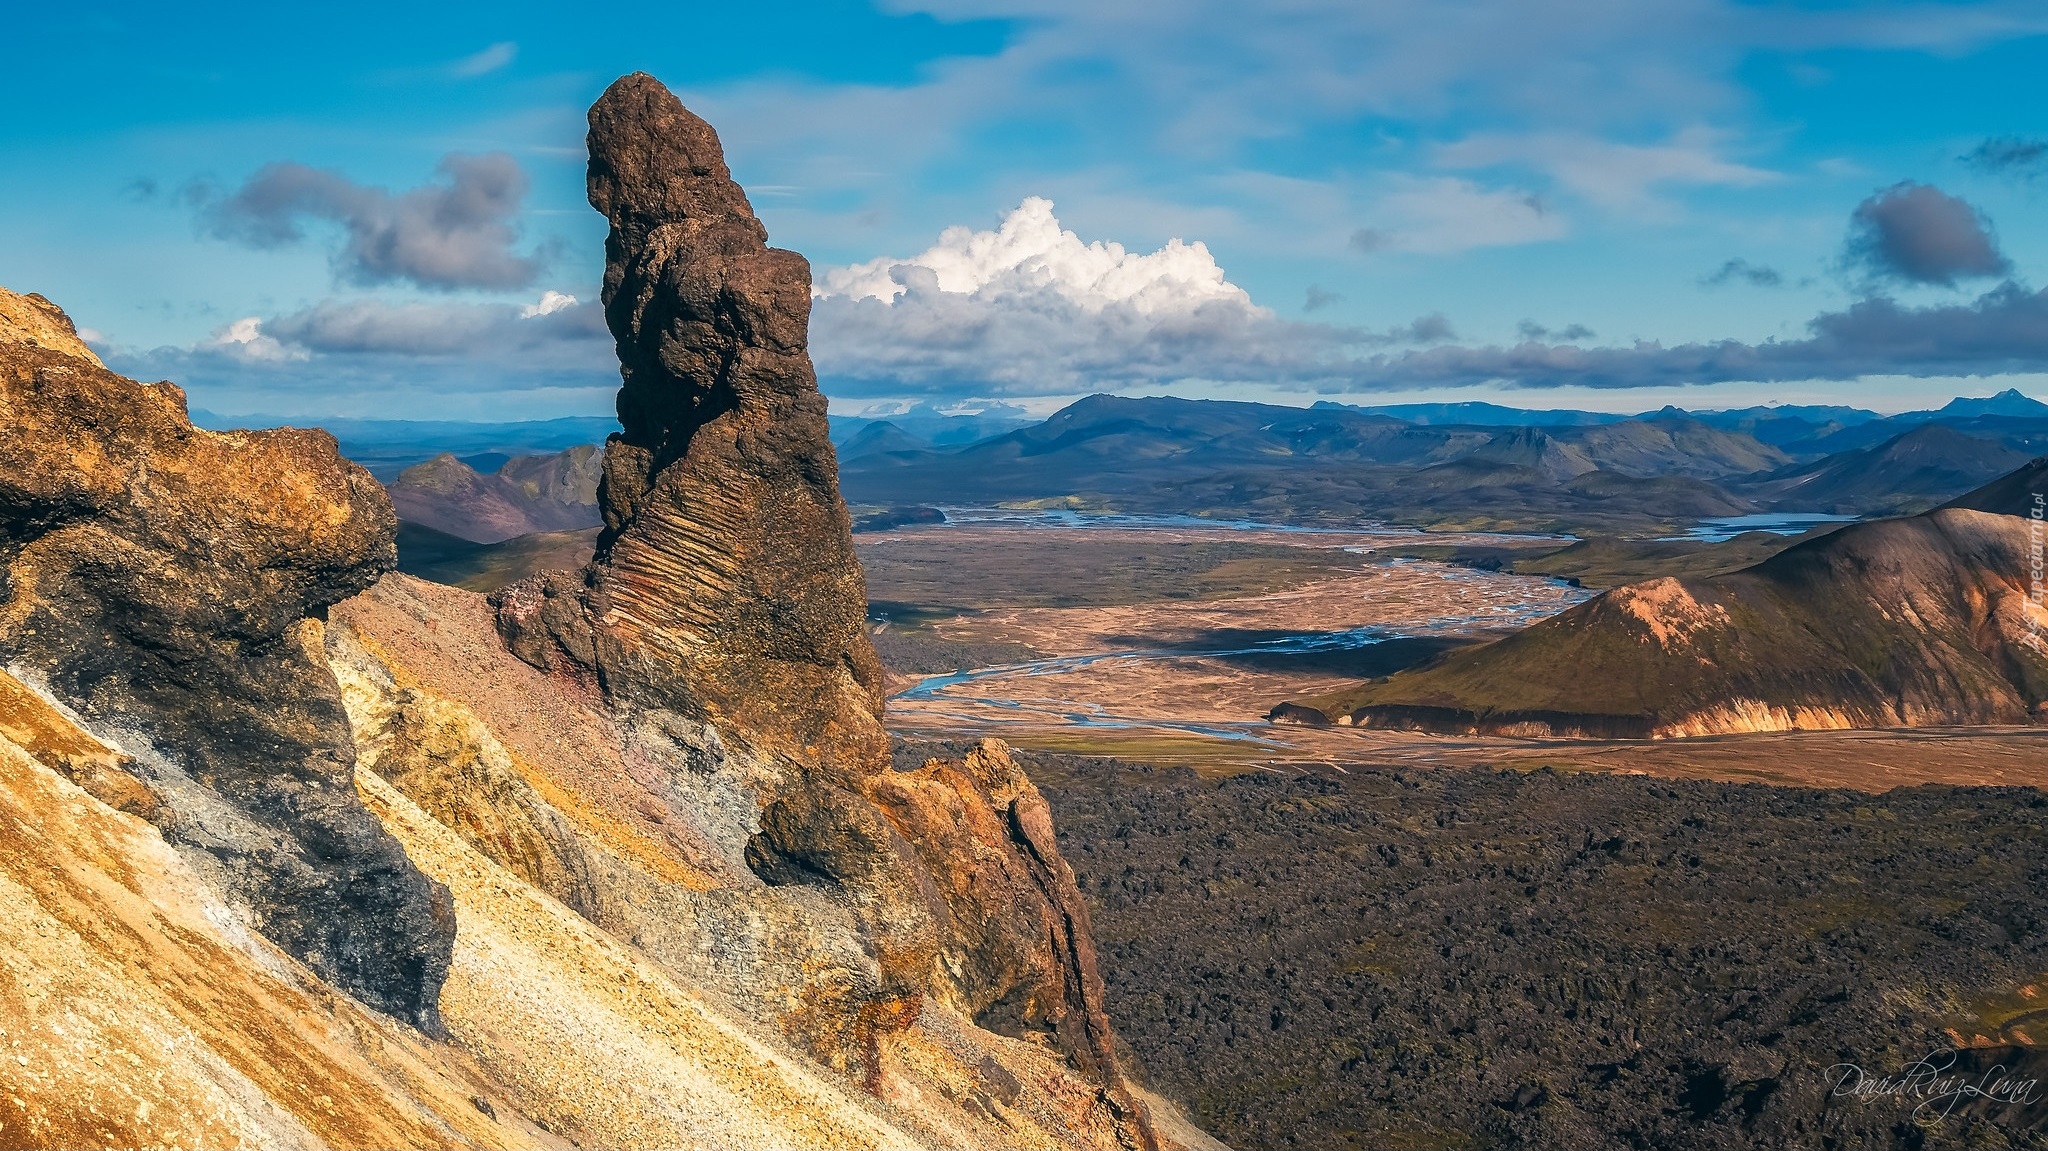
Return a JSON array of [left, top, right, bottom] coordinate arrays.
[[194, 153, 548, 291], [112, 292, 614, 418], [1961, 136, 2048, 178], [1353, 176, 1566, 254], [1433, 129, 1778, 211], [1517, 320, 1595, 341], [1700, 258, 1784, 288], [450, 41, 518, 78]]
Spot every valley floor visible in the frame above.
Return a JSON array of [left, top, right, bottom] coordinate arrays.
[[869, 520, 2048, 792]]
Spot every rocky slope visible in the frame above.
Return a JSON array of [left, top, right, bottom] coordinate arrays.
[[0, 671, 555, 1151], [0, 285, 451, 1024], [1290, 474, 2048, 736], [387, 445, 604, 543], [1942, 454, 2048, 518], [488, 73, 1163, 1143], [0, 75, 1201, 1150]]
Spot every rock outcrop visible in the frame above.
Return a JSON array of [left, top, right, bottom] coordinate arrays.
[[488, 74, 1159, 1145], [0, 287, 102, 365], [0, 287, 453, 1025], [343, 573, 1186, 1148], [870, 740, 1131, 1089], [0, 671, 551, 1150], [496, 73, 882, 771]]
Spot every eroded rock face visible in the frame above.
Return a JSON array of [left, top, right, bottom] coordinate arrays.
[[0, 302, 453, 1026], [498, 72, 882, 774], [488, 75, 1156, 1144], [0, 286, 102, 366], [870, 740, 1131, 1089]]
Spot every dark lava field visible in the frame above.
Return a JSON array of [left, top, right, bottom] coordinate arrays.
[[895, 742, 2048, 1150]]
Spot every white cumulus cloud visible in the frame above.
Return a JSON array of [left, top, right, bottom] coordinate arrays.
[[205, 316, 306, 363], [817, 196, 1251, 317], [810, 198, 1447, 396]]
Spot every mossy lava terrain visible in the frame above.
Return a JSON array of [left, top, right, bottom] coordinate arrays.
[[932, 742, 2048, 1150]]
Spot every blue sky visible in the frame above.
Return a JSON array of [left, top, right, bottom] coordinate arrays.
[[5, 1, 2048, 420]]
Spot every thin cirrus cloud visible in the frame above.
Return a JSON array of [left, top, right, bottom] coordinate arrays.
[[1350, 177, 1565, 255], [449, 41, 518, 78], [194, 152, 549, 291], [1432, 130, 1778, 210], [1842, 181, 2009, 288]]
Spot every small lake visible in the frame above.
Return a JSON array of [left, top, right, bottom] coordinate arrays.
[[1666, 513, 1860, 543]]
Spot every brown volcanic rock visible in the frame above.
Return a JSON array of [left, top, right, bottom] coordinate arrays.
[[0, 285, 103, 366], [0, 301, 453, 1025], [489, 74, 1157, 1144], [869, 740, 1132, 1090], [497, 71, 882, 773]]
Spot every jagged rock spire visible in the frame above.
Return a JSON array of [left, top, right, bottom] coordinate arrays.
[[502, 72, 883, 772]]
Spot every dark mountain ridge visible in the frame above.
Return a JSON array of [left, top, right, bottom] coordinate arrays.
[[1744, 423, 2036, 515], [840, 394, 1788, 534]]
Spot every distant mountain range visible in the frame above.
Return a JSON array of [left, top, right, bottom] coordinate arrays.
[[1315, 387, 2048, 440], [1288, 457, 2048, 737], [190, 411, 622, 480], [257, 388, 2048, 540], [828, 408, 1038, 451], [386, 446, 604, 543]]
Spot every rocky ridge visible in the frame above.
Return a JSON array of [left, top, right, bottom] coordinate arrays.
[[0, 285, 452, 1024], [484, 71, 1160, 1145]]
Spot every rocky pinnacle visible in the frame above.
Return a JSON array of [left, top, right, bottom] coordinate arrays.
[[492, 76, 1156, 1146], [507, 72, 884, 772]]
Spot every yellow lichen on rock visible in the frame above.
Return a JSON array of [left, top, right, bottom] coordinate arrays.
[[0, 286, 102, 366], [353, 762, 929, 1151]]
